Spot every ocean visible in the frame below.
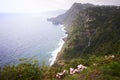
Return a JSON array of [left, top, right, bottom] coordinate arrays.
[[0, 13, 66, 66]]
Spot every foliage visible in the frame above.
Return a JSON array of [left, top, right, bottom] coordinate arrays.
[[55, 6, 120, 80], [0, 58, 57, 80], [0, 6, 120, 80], [100, 61, 120, 80], [59, 6, 120, 60]]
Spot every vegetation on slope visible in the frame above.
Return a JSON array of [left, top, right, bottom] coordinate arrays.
[[0, 5, 120, 80], [0, 54, 120, 80], [0, 58, 59, 80], [54, 6, 120, 80], [57, 6, 120, 60]]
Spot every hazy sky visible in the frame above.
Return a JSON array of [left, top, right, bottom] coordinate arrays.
[[0, 0, 120, 13]]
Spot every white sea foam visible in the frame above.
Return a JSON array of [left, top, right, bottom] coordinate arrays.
[[61, 25, 67, 32], [49, 25, 68, 66], [49, 39, 65, 66]]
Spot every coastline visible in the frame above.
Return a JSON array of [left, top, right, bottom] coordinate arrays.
[[49, 25, 68, 66]]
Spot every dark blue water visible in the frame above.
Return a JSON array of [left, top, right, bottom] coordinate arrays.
[[0, 14, 65, 66]]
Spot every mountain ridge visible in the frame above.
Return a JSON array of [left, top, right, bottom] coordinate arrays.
[[0, 3, 120, 80], [48, 3, 94, 26]]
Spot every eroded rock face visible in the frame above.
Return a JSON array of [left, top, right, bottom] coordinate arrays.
[[70, 64, 87, 74], [56, 64, 87, 79], [56, 70, 67, 78]]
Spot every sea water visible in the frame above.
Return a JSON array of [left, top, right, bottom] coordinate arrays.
[[0, 13, 66, 66]]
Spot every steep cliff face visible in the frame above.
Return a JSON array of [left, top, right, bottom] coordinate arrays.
[[83, 6, 120, 55], [53, 6, 120, 65], [0, 3, 120, 80], [48, 3, 94, 26]]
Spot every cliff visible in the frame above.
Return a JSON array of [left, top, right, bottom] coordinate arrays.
[[51, 4, 120, 79], [0, 3, 120, 80], [48, 3, 94, 26], [54, 5, 120, 63]]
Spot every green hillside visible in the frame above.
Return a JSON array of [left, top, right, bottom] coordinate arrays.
[[0, 5, 120, 80], [59, 6, 120, 60], [54, 6, 120, 80]]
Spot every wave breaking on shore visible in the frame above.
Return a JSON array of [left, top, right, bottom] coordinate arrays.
[[49, 25, 67, 66]]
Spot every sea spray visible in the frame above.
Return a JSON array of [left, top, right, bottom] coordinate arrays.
[[49, 39, 64, 66], [49, 25, 68, 66]]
